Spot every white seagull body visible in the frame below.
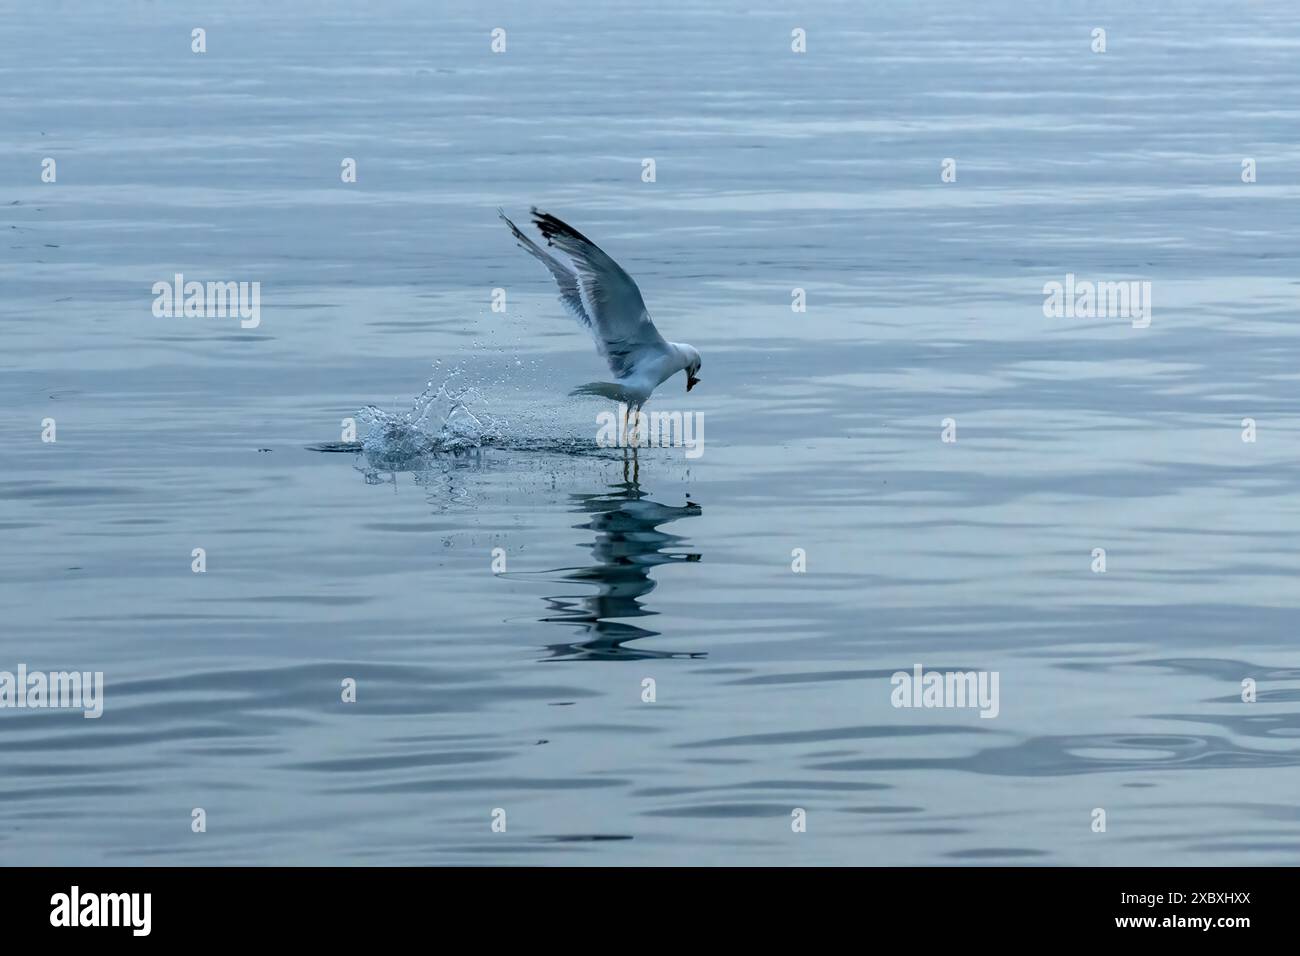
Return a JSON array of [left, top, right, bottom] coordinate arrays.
[[499, 208, 701, 411]]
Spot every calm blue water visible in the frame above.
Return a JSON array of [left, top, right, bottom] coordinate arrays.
[[3, 0, 1300, 864]]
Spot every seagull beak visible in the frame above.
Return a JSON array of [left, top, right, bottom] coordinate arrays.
[[686, 374, 699, 392]]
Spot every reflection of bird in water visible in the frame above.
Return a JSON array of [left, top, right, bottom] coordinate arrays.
[[534, 478, 703, 661]]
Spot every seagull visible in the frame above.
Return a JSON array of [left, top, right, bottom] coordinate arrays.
[[499, 208, 701, 429]]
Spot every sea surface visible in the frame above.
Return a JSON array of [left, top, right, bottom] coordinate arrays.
[[3, 0, 1300, 864]]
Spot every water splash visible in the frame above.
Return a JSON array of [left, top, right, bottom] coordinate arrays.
[[357, 373, 505, 468], [308, 362, 643, 487]]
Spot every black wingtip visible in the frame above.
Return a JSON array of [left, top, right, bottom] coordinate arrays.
[[529, 208, 596, 248], [529, 206, 553, 245]]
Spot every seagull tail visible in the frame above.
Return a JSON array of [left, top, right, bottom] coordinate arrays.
[[569, 382, 631, 403]]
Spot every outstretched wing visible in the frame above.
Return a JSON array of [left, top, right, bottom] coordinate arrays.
[[510, 208, 668, 379], [498, 209, 590, 326]]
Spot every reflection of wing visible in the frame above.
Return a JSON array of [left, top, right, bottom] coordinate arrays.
[[502, 208, 668, 378]]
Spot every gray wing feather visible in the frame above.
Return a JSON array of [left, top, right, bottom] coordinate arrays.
[[498, 209, 590, 326]]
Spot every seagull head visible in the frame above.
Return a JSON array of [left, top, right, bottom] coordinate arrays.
[[678, 344, 702, 392]]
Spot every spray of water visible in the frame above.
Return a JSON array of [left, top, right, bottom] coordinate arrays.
[[357, 369, 505, 468], [308, 352, 630, 489]]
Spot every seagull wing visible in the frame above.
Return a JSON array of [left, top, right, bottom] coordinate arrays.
[[527, 208, 669, 379], [499, 209, 590, 326]]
